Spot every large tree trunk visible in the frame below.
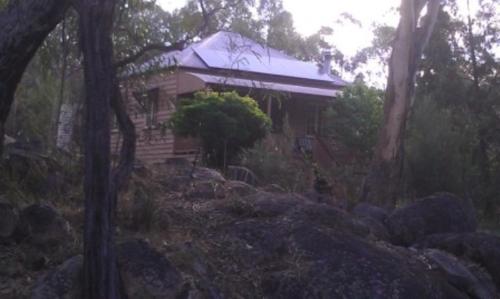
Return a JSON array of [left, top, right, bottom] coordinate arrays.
[[361, 0, 440, 209], [78, 0, 121, 298], [0, 0, 70, 155]]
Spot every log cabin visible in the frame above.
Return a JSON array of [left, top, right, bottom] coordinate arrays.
[[112, 31, 348, 165]]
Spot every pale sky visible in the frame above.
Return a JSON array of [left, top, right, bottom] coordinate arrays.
[[157, 0, 485, 85], [157, 0, 401, 56], [157, 0, 482, 56]]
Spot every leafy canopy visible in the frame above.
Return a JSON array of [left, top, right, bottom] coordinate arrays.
[[323, 81, 383, 161], [170, 91, 271, 167]]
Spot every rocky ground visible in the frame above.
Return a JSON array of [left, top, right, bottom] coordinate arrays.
[[1, 158, 500, 298]]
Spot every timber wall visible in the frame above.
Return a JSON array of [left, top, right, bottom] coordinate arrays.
[[112, 73, 179, 164]]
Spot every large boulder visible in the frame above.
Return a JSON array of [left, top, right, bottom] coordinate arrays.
[[30, 240, 184, 299], [13, 204, 73, 250], [198, 191, 476, 298], [261, 226, 467, 299], [287, 203, 371, 238], [415, 232, 500, 290], [352, 202, 389, 223], [423, 249, 497, 299], [117, 239, 183, 298], [0, 201, 18, 239], [226, 191, 307, 218], [31, 255, 82, 299], [386, 193, 477, 246], [225, 180, 257, 198]]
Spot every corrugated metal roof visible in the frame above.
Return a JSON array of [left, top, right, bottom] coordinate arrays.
[[157, 31, 347, 87], [185, 72, 342, 98]]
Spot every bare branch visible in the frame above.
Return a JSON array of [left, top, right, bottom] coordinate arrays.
[[114, 40, 187, 68]]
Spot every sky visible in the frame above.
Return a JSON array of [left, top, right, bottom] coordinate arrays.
[[157, 0, 401, 56], [157, 0, 482, 55], [156, 0, 485, 85]]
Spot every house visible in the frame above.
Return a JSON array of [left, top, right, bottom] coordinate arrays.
[[113, 31, 347, 165]]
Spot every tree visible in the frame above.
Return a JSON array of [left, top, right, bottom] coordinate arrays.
[[78, 0, 122, 297], [405, 0, 500, 218], [0, 0, 71, 155], [361, 0, 441, 208], [323, 81, 383, 163], [170, 91, 271, 168]]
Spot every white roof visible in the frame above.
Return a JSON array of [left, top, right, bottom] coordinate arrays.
[[155, 31, 347, 87]]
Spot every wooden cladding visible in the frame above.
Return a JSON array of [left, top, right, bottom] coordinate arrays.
[[133, 88, 159, 128], [112, 73, 181, 164]]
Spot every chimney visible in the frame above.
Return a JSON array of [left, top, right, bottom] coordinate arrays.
[[320, 50, 332, 76]]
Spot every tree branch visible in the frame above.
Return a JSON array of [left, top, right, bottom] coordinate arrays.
[[114, 41, 187, 69]]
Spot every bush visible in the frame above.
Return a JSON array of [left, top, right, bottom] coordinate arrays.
[[240, 142, 313, 192], [404, 97, 470, 198], [240, 118, 314, 192], [170, 91, 271, 168], [323, 81, 383, 162]]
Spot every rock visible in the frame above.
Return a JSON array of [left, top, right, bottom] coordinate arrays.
[[287, 203, 371, 238], [191, 167, 225, 183], [352, 202, 389, 223], [423, 248, 497, 299], [225, 180, 257, 197], [217, 191, 303, 219], [0, 201, 18, 239], [386, 193, 477, 246], [168, 243, 223, 299], [161, 167, 225, 194], [31, 255, 82, 299], [218, 220, 289, 266], [226, 166, 257, 186], [162, 175, 192, 192], [262, 226, 468, 299], [261, 184, 286, 193], [0, 245, 23, 277], [415, 232, 500, 290], [187, 180, 225, 200], [356, 216, 390, 241], [14, 204, 72, 250], [24, 247, 50, 271], [302, 190, 334, 205], [117, 239, 182, 298], [244, 192, 307, 218]]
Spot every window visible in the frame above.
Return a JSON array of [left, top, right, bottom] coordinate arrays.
[[134, 88, 159, 128]]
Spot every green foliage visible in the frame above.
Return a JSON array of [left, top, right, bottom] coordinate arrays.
[[240, 142, 312, 192], [170, 91, 271, 168], [239, 116, 314, 192], [323, 81, 383, 161], [405, 98, 472, 197], [406, 4, 500, 223]]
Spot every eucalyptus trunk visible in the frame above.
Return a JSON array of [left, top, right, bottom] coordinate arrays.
[[78, 0, 121, 298], [362, 0, 440, 208]]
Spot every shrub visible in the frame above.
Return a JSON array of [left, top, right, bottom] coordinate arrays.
[[170, 91, 271, 168], [323, 81, 383, 162], [240, 118, 314, 192]]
